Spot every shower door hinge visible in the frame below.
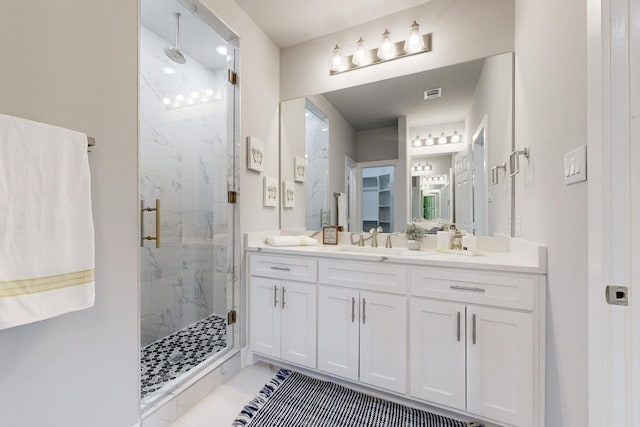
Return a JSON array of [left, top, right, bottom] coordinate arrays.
[[227, 310, 237, 325], [228, 191, 237, 204], [228, 70, 238, 85]]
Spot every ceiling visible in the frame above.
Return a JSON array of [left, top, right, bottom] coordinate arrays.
[[233, 0, 433, 48], [322, 58, 485, 131], [141, 0, 231, 71]]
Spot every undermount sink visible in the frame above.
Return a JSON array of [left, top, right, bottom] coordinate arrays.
[[336, 246, 436, 256]]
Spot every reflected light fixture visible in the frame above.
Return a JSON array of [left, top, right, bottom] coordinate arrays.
[[352, 38, 367, 66], [330, 45, 343, 72], [437, 132, 448, 145], [451, 130, 461, 143], [413, 135, 422, 147], [405, 21, 424, 53], [426, 134, 435, 146], [378, 30, 394, 60]]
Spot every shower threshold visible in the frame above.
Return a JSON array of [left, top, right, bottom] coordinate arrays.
[[140, 314, 227, 404]]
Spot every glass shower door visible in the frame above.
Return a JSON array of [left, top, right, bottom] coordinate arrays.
[[138, 0, 238, 406]]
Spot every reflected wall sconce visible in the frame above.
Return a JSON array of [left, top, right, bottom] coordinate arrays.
[[330, 21, 432, 75], [510, 147, 531, 176], [491, 162, 507, 185], [412, 131, 462, 147]]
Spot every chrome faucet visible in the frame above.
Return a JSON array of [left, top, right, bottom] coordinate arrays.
[[370, 226, 383, 248]]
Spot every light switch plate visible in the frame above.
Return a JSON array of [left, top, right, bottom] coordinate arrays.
[[564, 145, 587, 185]]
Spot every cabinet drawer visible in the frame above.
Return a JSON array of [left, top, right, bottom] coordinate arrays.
[[319, 259, 407, 294], [410, 267, 537, 310], [250, 254, 317, 283]]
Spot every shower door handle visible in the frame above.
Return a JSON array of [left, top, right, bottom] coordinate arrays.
[[141, 199, 161, 248]]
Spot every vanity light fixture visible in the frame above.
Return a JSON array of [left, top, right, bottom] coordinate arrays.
[[352, 38, 367, 66], [437, 132, 448, 145], [329, 21, 432, 75], [404, 21, 424, 53], [412, 135, 422, 147], [451, 130, 461, 144], [330, 45, 343, 72], [378, 30, 394, 60], [426, 134, 435, 145]]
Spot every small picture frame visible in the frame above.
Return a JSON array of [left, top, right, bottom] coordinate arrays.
[[322, 226, 339, 245], [282, 181, 295, 208], [247, 136, 264, 172], [294, 156, 306, 182], [263, 176, 278, 207]]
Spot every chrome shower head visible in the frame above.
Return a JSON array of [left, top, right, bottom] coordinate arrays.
[[165, 12, 186, 64]]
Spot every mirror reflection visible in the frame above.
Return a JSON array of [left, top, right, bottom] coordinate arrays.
[[280, 52, 513, 236]]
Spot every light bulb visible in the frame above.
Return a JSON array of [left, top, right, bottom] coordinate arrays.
[[404, 21, 424, 53], [176, 94, 185, 101], [162, 97, 171, 105], [216, 46, 228, 55], [377, 30, 393, 60], [426, 134, 435, 145], [412, 135, 421, 147], [330, 45, 343, 71], [438, 132, 448, 145], [451, 130, 461, 143], [205, 88, 214, 96], [163, 67, 176, 75], [352, 37, 367, 66]]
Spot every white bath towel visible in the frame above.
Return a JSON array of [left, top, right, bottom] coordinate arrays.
[[0, 114, 95, 330], [265, 235, 318, 247]]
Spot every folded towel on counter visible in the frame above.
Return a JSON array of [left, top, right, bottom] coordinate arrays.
[[0, 114, 95, 330], [265, 235, 318, 247]]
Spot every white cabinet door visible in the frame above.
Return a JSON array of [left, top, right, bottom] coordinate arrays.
[[409, 299, 466, 410], [280, 280, 317, 368], [359, 291, 407, 394], [318, 286, 359, 381], [467, 306, 534, 427], [250, 277, 281, 358]]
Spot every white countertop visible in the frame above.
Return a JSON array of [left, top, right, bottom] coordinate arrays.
[[245, 231, 547, 274]]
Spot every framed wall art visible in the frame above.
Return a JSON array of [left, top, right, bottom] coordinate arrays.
[[294, 156, 306, 182], [263, 176, 278, 207], [247, 136, 264, 172]]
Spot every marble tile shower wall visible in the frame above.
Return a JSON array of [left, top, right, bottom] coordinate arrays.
[[305, 113, 329, 230], [140, 26, 229, 346]]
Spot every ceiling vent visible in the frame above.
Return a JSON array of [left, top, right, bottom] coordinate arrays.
[[424, 88, 442, 100]]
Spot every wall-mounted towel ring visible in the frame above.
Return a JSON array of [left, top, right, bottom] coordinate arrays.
[[140, 199, 161, 248], [510, 147, 530, 176], [491, 162, 507, 184]]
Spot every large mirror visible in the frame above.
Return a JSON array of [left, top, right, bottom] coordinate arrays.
[[280, 52, 513, 236]]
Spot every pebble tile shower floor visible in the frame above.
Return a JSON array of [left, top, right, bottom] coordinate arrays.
[[140, 314, 227, 400]]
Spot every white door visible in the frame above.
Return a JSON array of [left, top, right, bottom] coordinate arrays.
[[466, 306, 533, 427], [318, 285, 359, 381], [249, 277, 281, 358], [359, 291, 407, 394], [280, 281, 317, 368], [409, 299, 466, 410]]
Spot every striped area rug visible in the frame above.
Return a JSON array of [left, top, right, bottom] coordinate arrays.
[[232, 369, 481, 427]]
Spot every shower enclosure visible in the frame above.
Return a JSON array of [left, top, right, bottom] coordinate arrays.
[[139, 0, 238, 408]]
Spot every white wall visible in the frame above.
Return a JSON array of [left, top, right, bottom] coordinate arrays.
[[356, 126, 399, 162], [0, 1, 140, 426], [201, 0, 281, 234], [514, 0, 588, 425], [280, 98, 307, 229], [280, 0, 515, 100], [465, 53, 513, 236]]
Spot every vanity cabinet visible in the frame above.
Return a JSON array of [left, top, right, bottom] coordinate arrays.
[[410, 267, 538, 427], [249, 255, 317, 369], [318, 285, 407, 394], [248, 250, 545, 427]]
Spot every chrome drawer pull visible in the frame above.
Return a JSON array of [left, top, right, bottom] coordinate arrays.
[[472, 313, 477, 344], [351, 297, 356, 323], [450, 285, 486, 293], [273, 286, 278, 308], [270, 266, 291, 271], [362, 298, 366, 324], [456, 311, 461, 342], [281, 287, 286, 309]]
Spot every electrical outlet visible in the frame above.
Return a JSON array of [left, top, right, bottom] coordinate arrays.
[[564, 145, 587, 185]]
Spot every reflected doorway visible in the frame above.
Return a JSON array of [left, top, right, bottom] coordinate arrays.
[[358, 163, 395, 232]]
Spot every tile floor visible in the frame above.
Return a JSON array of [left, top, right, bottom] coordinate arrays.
[[169, 362, 276, 427]]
